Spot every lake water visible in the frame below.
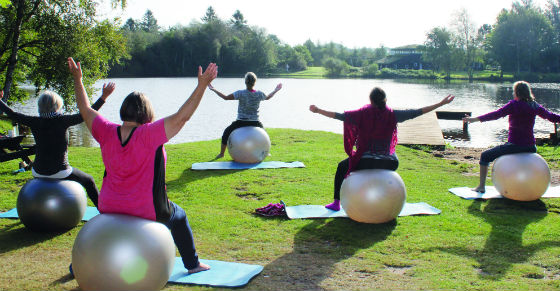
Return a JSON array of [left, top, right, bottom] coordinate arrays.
[[12, 78, 560, 148]]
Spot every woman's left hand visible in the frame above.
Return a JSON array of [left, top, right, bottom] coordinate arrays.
[[101, 82, 116, 100], [441, 94, 455, 105]]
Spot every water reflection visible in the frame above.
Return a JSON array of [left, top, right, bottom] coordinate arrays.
[[10, 79, 560, 148]]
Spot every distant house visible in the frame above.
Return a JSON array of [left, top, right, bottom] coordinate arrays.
[[376, 45, 431, 70]]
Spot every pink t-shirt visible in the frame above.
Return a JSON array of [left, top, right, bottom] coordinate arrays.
[[92, 115, 168, 221]]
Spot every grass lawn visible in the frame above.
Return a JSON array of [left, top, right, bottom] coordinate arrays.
[[1, 128, 560, 290], [269, 67, 327, 78]]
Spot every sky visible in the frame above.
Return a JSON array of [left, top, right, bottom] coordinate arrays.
[[99, 0, 551, 49]]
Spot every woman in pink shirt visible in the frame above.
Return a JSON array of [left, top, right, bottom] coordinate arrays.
[[464, 81, 560, 193], [68, 57, 218, 274]]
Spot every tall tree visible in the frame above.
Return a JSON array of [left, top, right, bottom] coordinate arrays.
[[488, 2, 554, 73], [451, 8, 479, 80], [1, 0, 127, 103], [202, 6, 218, 23], [423, 27, 457, 78], [230, 10, 247, 28], [141, 10, 158, 32]]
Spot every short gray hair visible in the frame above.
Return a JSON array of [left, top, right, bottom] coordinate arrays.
[[37, 91, 63, 114]]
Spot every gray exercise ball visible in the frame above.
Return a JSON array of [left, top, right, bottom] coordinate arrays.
[[341, 169, 406, 224], [72, 214, 176, 291], [492, 153, 550, 201], [16, 179, 87, 231], [227, 127, 271, 163]]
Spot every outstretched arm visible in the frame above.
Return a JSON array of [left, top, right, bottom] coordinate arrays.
[[207, 84, 234, 100], [309, 105, 337, 119], [266, 83, 283, 100], [68, 57, 99, 133], [419, 95, 455, 114], [165, 63, 218, 140]]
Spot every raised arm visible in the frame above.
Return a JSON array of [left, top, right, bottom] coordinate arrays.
[[265, 83, 283, 100], [68, 57, 99, 132], [309, 105, 337, 119], [419, 95, 455, 114], [207, 84, 234, 100], [164, 63, 218, 140], [0, 91, 36, 126], [66, 82, 116, 126]]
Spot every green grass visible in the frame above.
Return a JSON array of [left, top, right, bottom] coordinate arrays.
[[0, 119, 13, 135], [268, 66, 327, 78], [1, 129, 560, 290]]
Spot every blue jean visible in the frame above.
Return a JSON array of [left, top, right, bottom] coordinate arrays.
[[164, 201, 199, 270], [480, 143, 537, 166]]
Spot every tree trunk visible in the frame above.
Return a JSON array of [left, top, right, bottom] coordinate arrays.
[[3, 0, 26, 101]]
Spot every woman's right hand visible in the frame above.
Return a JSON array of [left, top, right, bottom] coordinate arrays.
[[463, 116, 479, 123], [309, 105, 319, 113], [207, 84, 215, 90], [101, 82, 116, 101], [198, 63, 218, 87]]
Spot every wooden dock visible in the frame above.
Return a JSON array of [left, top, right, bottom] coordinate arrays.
[[398, 112, 445, 147], [397, 110, 471, 148]]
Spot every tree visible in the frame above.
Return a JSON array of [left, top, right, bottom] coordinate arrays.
[[488, 2, 554, 73], [0, 0, 128, 103], [122, 18, 137, 31], [230, 10, 247, 28], [202, 6, 218, 23], [451, 8, 479, 80], [141, 10, 158, 32], [423, 27, 457, 78]]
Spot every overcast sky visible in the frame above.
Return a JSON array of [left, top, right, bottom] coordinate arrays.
[[99, 0, 550, 48]]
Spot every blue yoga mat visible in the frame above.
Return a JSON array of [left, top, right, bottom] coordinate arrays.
[[449, 186, 560, 200], [285, 202, 441, 219], [0, 206, 100, 221], [191, 161, 305, 170], [168, 258, 263, 287]]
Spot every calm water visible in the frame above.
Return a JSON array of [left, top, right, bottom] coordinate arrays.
[[13, 78, 560, 148]]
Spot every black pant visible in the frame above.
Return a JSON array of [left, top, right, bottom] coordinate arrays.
[[334, 157, 399, 200], [164, 201, 200, 270], [221, 120, 264, 145], [64, 167, 99, 207]]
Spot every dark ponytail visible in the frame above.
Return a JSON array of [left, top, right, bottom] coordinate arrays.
[[369, 87, 387, 110]]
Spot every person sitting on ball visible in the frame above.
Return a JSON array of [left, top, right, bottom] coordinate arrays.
[[0, 83, 115, 207], [310, 88, 454, 211], [208, 72, 282, 159], [68, 57, 218, 274], [463, 81, 560, 193]]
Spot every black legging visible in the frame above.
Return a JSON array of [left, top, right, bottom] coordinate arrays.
[[63, 168, 99, 207], [221, 120, 264, 145], [334, 157, 399, 200]]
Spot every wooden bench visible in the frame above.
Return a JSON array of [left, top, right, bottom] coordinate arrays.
[[0, 135, 35, 169], [436, 110, 472, 131]]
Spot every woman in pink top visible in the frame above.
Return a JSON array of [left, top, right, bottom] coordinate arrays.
[[68, 57, 218, 274], [464, 81, 560, 193]]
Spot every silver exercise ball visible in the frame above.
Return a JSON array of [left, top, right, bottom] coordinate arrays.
[[341, 169, 406, 224], [227, 126, 271, 163], [72, 214, 175, 291], [16, 179, 87, 231], [492, 153, 550, 201]]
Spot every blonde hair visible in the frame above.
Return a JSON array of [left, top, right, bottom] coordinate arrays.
[[119, 91, 155, 124], [244, 72, 257, 89], [513, 81, 535, 102], [37, 91, 63, 114]]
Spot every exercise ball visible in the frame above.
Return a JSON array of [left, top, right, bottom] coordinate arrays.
[[16, 179, 87, 231], [72, 214, 175, 291], [227, 126, 271, 163], [341, 169, 406, 224], [492, 153, 550, 201]]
